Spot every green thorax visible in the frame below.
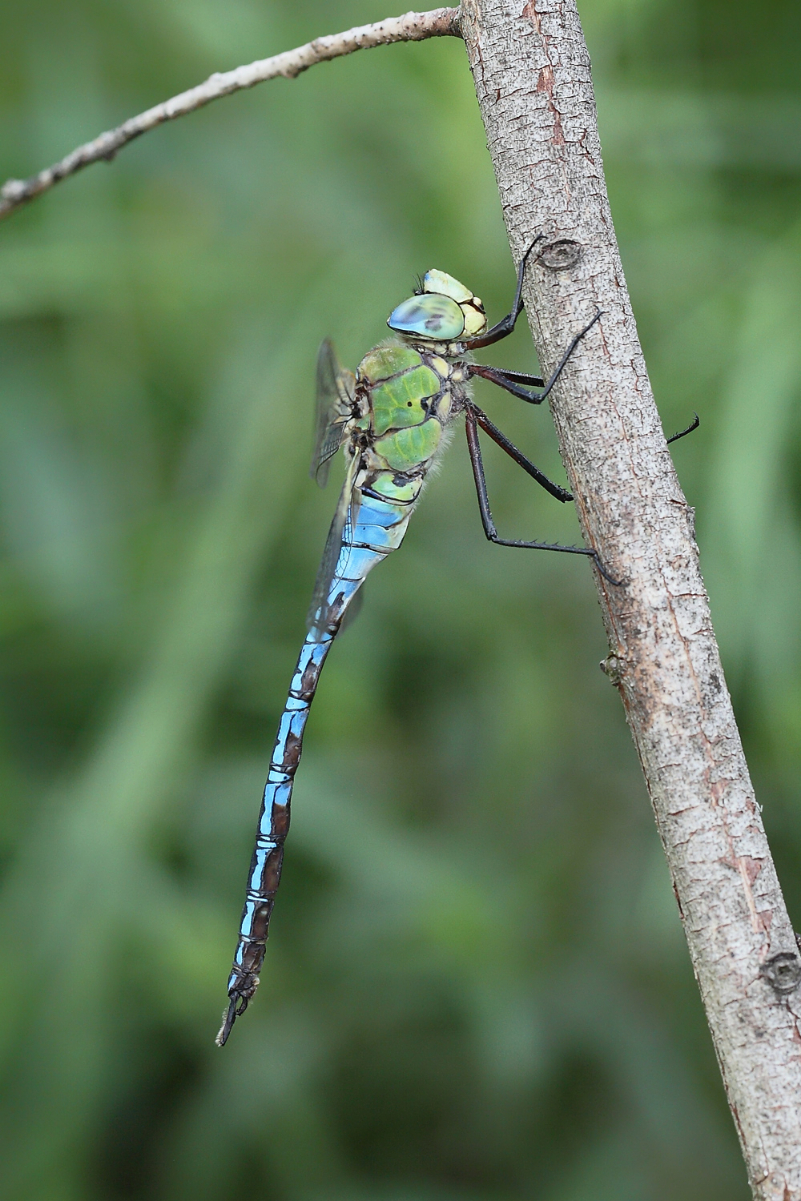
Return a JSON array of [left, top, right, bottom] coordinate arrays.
[[355, 343, 463, 475]]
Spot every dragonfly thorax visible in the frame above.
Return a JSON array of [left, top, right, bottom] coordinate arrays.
[[386, 269, 486, 351], [351, 343, 469, 477]]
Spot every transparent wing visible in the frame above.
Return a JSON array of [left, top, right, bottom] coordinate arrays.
[[311, 338, 355, 488], [307, 451, 360, 635], [339, 584, 364, 634]]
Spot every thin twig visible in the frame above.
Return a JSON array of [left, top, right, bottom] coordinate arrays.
[[0, 7, 460, 221]]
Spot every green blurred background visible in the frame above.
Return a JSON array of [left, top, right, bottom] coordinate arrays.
[[0, 1, 799, 1198]]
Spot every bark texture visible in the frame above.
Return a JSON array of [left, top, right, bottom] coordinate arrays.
[[459, 2, 801, 1196]]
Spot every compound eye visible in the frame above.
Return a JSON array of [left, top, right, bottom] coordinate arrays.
[[387, 294, 465, 341]]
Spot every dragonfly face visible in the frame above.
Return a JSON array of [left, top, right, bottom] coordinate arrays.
[[387, 269, 487, 349]]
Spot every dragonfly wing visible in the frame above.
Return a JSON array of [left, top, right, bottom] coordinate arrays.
[[311, 338, 355, 487], [339, 583, 364, 634], [307, 451, 361, 635]]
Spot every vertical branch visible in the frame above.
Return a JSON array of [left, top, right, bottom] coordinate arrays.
[[460, 2, 801, 1197]]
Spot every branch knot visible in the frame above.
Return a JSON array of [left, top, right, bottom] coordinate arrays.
[[761, 952, 801, 997]]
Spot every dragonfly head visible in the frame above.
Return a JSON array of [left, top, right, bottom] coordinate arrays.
[[387, 270, 487, 346]]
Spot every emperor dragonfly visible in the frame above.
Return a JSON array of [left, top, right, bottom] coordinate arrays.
[[216, 241, 610, 1046]]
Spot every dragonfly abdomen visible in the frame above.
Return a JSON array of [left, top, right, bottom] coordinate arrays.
[[217, 632, 335, 1045], [217, 487, 419, 1046], [220, 627, 359, 1048]]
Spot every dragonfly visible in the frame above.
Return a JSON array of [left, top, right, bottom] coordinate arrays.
[[216, 239, 697, 1046]]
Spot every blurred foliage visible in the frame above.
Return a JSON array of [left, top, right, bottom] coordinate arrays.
[[0, 0, 799, 1198]]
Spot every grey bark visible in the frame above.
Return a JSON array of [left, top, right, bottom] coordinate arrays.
[[459, 2, 801, 1196]]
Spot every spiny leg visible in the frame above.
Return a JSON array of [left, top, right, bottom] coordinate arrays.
[[468, 310, 602, 406], [464, 408, 621, 586], [461, 236, 544, 351], [467, 402, 572, 503], [667, 413, 699, 445], [475, 368, 544, 387]]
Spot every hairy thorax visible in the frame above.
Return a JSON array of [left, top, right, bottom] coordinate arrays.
[[349, 341, 471, 483]]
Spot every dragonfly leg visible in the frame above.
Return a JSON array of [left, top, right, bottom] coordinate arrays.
[[469, 363, 549, 404], [466, 402, 572, 503], [473, 368, 545, 387], [464, 408, 621, 586], [468, 309, 602, 406], [667, 413, 700, 445], [461, 236, 544, 350]]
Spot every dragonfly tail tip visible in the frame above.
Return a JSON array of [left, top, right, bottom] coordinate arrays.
[[215, 997, 239, 1047]]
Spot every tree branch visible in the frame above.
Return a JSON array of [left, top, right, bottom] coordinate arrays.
[[459, 2, 801, 1197], [0, 7, 460, 221]]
